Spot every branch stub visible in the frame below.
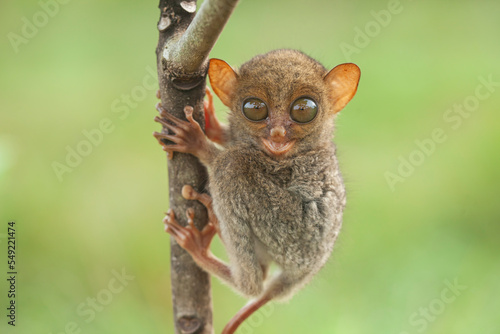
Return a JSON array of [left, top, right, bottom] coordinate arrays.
[[158, 16, 172, 31], [180, 1, 197, 13], [178, 315, 202, 334]]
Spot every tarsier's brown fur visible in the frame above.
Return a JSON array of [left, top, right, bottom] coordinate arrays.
[[154, 49, 360, 333]]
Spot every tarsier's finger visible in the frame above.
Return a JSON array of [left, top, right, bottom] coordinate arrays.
[[155, 103, 174, 120], [153, 133, 165, 146], [153, 132, 184, 145], [183, 106, 199, 126], [153, 131, 174, 142], [156, 104, 192, 132], [161, 147, 176, 160], [154, 116, 184, 134], [153, 135, 180, 158], [156, 90, 161, 99], [184, 107, 205, 137], [155, 102, 168, 116], [155, 141, 174, 159], [156, 103, 187, 126], [153, 131, 188, 156], [162, 145, 189, 154]]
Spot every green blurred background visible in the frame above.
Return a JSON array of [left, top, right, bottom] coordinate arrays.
[[1, 0, 499, 333]]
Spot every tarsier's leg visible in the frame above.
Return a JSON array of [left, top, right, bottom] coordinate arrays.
[[166, 188, 307, 333], [164, 209, 232, 283], [164, 208, 264, 297]]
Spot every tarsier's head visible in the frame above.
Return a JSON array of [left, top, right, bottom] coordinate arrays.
[[208, 49, 360, 158]]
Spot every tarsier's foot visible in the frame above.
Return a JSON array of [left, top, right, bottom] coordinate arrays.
[[163, 208, 216, 257], [153, 103, 208, 160], [182, 185, 221, 237], [204, 88, 227, 145]]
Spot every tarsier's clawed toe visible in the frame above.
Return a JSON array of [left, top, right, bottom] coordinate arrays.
[[186, 207, 196, 226], [181, 185, 212, 207], [152, 130, 174, 159], [153, 103, 191, 158], [153, 103, 176, 159], [155, 102, 169, 118], [163, 209, 179, 234], [181, 185, 197, 200], [163, 209, 194, 250]]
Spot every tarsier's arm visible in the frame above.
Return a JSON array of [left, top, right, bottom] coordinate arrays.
[[203, 88, 229, 146]]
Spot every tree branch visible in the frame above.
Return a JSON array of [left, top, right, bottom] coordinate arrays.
[[155, 0, 238, 333], [164, 0, 239, 73]]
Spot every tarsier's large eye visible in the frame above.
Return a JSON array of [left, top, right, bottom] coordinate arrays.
[[242, 98, 268, 121], [290, 97, 318, 123]]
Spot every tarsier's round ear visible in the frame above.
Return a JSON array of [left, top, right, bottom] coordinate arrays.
[[324, 63, 361, 113], [208, 59, 238, 107]]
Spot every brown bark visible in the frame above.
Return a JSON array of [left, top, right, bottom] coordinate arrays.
[[155, 1, 238, 333]]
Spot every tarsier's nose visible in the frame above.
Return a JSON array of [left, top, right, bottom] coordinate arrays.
[[270, 126, 286, 138]]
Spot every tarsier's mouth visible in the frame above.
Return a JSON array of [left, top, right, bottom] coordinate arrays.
[[261, 138, 296, 156]]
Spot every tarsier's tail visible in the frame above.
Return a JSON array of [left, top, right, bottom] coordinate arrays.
[[222, 296, 271, 334]]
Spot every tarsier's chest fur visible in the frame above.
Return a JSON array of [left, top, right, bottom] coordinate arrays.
[[210, 142, 345, 272]]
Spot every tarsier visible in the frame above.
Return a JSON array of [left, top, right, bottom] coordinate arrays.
[[154, 49, 360, 333]]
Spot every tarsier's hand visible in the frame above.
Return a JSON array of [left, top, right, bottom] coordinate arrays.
[[153, 103, 210, 161]]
